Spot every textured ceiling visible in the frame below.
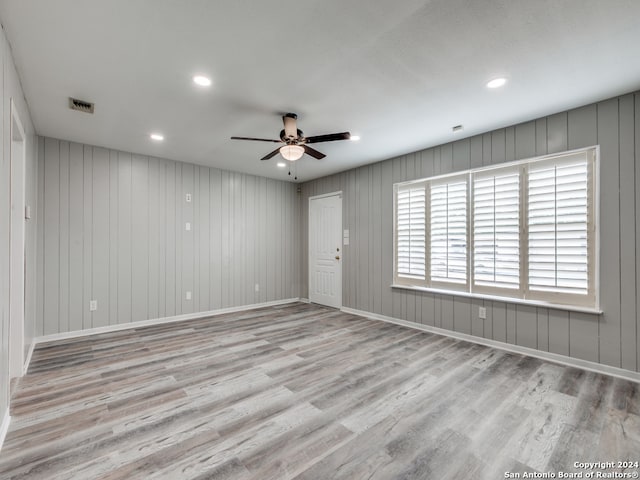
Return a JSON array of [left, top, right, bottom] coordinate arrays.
[[1, 0, 639, 181]]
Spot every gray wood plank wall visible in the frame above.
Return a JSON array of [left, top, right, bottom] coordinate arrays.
[[0, 25, 38, 431], [36, 138, 300, 336], [301, 91, 640, 373]]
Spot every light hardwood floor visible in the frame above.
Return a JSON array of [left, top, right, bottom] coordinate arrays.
[[0, 302, 638, 479]]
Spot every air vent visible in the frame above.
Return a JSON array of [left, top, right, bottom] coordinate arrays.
[[69, 97, 94, 114]]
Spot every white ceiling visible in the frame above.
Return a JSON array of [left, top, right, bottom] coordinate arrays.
[[1, 0, 640, 182]]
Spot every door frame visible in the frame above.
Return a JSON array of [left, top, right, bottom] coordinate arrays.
[[9, 98, 26, 378], [308, 191, 342, 308]]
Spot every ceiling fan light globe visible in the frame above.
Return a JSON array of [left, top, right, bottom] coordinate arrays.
[[280, 145, 304, 161]]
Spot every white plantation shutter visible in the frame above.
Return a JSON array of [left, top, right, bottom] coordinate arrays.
[[395, 184, 426, 280], [430, 177, 467, 285], [527, 154, 591, 297], [473, 168, 520, 291], [392, 146, 597, 310]]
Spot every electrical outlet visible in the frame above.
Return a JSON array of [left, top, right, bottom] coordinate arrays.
[[478, 306, 487, 320], [255, 284, 259, 292], [186, 291, 192, 300], [185, 193, 192, 203], [90, 300, 98, 311]]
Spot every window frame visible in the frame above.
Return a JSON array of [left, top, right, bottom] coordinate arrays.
[[393, 180, 428, 286], [393, 181, 429, 286], [428, 173, 470, 292], [471, 164, 523, 297], [392, 146, 600, 312], [523, 151, 597, 308]]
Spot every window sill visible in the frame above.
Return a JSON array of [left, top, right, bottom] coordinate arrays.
[[390, 284, 603, 315]]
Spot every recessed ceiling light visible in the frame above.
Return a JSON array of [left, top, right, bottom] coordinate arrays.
[[150, 133, 164, 141], [486, 77, 507, 89], [350, 135, 361, 141], [277, 162, 286, 168], [193, 75, 212, 87]]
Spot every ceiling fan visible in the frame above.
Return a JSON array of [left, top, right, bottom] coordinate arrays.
[[231, 113, 351, 161]]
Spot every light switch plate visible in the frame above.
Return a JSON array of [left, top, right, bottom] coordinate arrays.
[[185, 193, 192, 202], [186, 291, 192, 300], [90, 300, 98, 311], [185, 222, 191, 231], [479, 306, 487, 319]]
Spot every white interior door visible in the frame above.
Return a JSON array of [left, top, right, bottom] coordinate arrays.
[[9, 99, 26, 378], [309, 193, 342, 308]]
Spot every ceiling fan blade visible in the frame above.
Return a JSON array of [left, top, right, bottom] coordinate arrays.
[[261, 148, 282, 161], [231, 136, 282, 143], [305, 132, 351, 144], [283, 113, 298, 139], [303, 145, 326, 160]]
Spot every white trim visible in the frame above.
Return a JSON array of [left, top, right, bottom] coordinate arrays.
[[299, 298, 310, 303], [308, 190, 342, 201], [8, 98, 27, 379], [0, 409, 10, 454], [396, 145, 599, 187], [592, 147, 601, 314], [23, 340, 35, 376], [390, 284, 603, 315], [34, 298, 299, 345], [341, 306, 640, 384]]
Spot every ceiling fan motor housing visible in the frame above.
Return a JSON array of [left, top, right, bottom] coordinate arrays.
[[280, 128, 304, 143], [282, 113, 300, 141]]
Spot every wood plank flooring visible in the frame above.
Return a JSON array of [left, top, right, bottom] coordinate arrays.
[[1, 302, 638, 479]]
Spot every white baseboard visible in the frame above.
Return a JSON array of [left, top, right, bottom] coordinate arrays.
[[23, 340, 35, 376], [341, 306, 640, 384], [34, 298, 301, 346], [0, 408, 10, 454]]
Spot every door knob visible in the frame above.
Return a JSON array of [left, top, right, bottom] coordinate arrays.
[[335, 255, 340, 260]]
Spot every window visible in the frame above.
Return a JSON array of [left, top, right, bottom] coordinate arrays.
[[430, 176, 467, 287], [526, 153, 594, 305], [395, 184, 426, 283], [473, 167, 520, 293], [393, 147, 598, 311]]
